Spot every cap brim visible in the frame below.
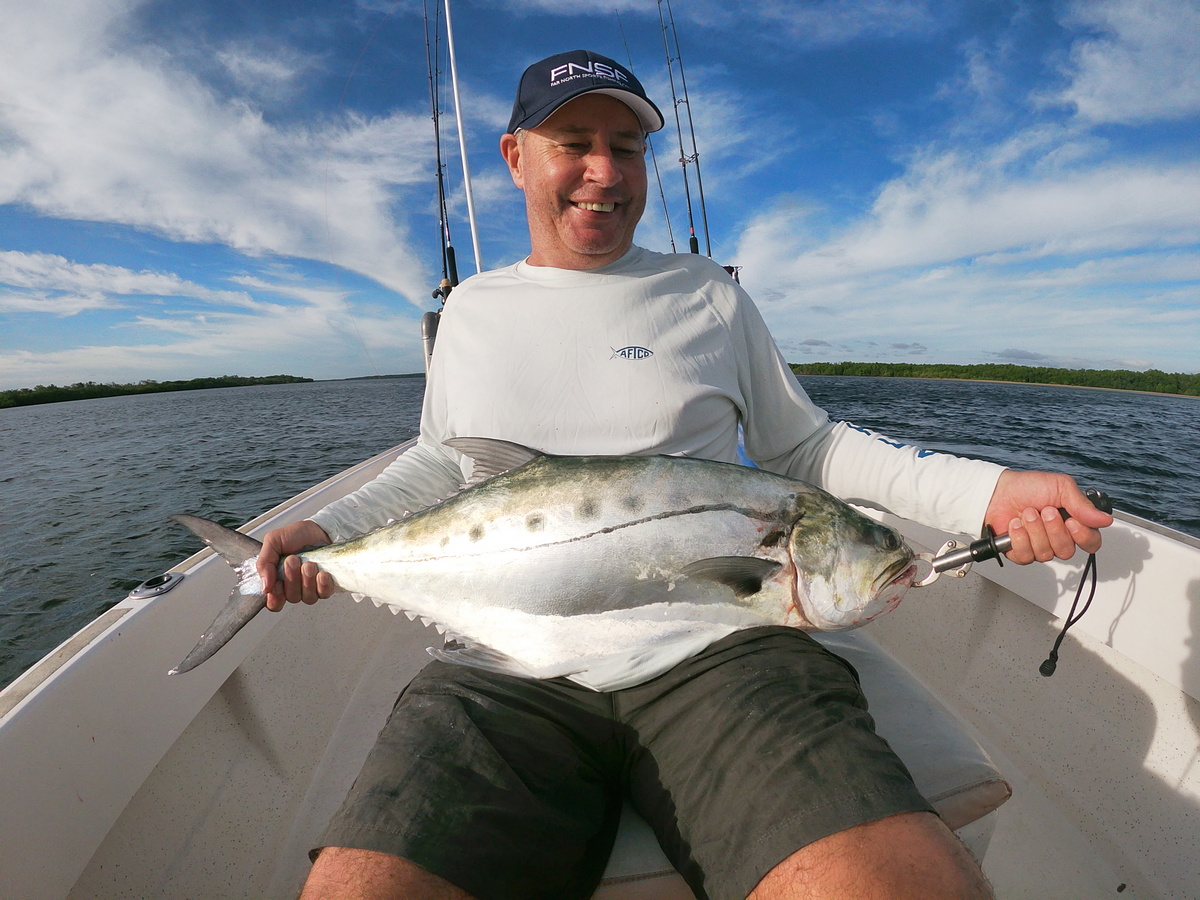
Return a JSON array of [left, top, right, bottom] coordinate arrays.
[[513, 86, 664, 135], [589, 88, 665, 134]]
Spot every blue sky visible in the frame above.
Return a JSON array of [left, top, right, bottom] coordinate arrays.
[[1, 0, 1198, 390]]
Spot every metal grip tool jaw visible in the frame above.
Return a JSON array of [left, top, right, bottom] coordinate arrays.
[[913, 488, 1112, 587]]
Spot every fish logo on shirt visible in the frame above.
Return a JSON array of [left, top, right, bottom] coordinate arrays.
[[611, 346, 654, 361]]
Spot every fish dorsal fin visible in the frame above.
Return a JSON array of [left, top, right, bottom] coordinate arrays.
[[681, 556, 782, 598], [444, 437, 543, 484]]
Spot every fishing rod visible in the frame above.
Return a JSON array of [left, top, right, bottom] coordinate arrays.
[[420, 0, 483, 370], [443, 0, 482, 276], [423, 0, 458, 303], [420, 1, 466, 369], [657, 0, 711, 257]]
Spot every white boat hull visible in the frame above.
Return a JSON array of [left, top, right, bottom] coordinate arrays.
[[2, 442, 1197, 899]]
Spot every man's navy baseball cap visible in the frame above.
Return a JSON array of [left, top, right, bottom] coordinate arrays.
[[506, 49, 664, 135]]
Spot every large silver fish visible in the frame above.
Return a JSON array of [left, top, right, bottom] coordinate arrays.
[[169, 438, 917, 679]]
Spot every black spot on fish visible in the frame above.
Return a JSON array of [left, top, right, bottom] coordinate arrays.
[[469, 524, 485, 542], [622, 495, 643, 512], [526, 512, 545, 532], [577, 498, 599, 519], [760, 530, 786, 549]]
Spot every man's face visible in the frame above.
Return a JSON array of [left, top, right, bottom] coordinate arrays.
[[501, 93, 648, 270]]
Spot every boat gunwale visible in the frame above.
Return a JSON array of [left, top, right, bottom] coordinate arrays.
[[1112, 507, 1200, 550]]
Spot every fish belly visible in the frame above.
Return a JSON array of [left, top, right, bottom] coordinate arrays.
[[312, 506, 788, 677]]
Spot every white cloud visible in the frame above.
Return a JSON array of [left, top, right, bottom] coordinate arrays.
[[0, 244, 431, 387], [211, 41, 318, 106], [0, 266, 426, 387], [0, 250, 235, 299], [0, 292, 123, 317], [0, 250, 259, 316], [1052, 0, 1200, 123], [731, 130, 1200, 372], [740, 143, 1200, 285], [742, 245, 1197, 371], [0, 0, 436, 306]]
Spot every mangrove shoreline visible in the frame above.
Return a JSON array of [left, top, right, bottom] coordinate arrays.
[[790, 362, 1199, 398], [0, 375, 313, 409], [5, 363, 1198, 410]]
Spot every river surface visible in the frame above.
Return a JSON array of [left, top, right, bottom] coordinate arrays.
[[1, 375, 1197, 688]]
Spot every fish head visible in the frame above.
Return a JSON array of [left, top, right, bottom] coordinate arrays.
[[785, 491, 917, 631]]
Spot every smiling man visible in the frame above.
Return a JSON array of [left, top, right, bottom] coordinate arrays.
[[500, 86, 649, 267], [263, 49, 1109, 900]]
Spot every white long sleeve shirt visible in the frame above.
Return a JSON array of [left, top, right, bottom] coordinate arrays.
[[312, 246, 1004, 687]]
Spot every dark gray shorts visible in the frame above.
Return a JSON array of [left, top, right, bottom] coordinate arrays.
[[316, 626, 933, 900]]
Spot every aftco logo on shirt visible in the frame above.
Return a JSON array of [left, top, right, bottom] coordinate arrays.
[[611, 346, 654, 360]]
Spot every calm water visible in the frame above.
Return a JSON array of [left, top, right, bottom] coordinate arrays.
[[1, 378, 424, 689], [1, 375, 1197, 688]]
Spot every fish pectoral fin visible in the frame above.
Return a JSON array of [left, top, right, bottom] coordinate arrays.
[[681, 556, 782, 598], [427, 641, 548, 678], [443, 437, 543, 485]]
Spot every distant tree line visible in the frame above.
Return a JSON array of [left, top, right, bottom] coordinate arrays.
[[790, 362, 1200, 397], [0, 375, 313, 409]]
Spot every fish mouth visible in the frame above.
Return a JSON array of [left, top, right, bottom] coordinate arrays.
[[874, 557, 918, 598], [848, 557, 918, 626]]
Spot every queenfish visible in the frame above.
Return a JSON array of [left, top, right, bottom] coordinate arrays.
[[169, 438, 917, 680]]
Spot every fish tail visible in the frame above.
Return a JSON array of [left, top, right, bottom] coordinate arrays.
[[171, 514, 264, 568], [168, 515, 269, 675]]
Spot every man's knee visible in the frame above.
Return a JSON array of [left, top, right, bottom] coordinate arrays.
[[301, 846, 476, 900], [749, 811, 993, 900]]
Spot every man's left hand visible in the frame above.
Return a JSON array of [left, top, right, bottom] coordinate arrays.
[[983, 470, 1114, 564]]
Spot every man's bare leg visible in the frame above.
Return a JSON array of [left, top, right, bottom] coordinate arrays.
[[749, 811, 992, 900], [299, 814, 986, 900], [300, 847, 476, 900]]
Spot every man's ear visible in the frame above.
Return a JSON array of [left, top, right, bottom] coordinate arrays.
[[500, 133, 524, 189]]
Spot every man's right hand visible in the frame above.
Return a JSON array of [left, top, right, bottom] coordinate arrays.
[[256, 519, 335, 612]]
